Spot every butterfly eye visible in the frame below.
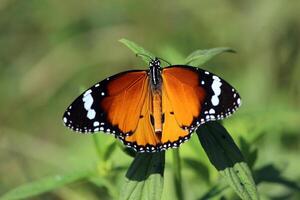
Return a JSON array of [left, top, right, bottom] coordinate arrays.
[[156, 60, 160, 66]]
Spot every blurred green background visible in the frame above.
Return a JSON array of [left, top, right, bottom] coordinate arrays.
[[0, 0, 299, 199]]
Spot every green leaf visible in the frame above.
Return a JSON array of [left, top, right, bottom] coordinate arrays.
[[172, 149, 184, 200], [0, 169, 92, 200], [103, 141, 117, 161], [183, 158, 210, 184], [199, 181, 228, 200], [89, 177, 119, 199], [119, 38, 155, 64], [239, 137, 258, 170], [119, 152, 165, 200], [196, 122, 259, 200], [185, 47, 235, 67], [255, 164, 300, 190]]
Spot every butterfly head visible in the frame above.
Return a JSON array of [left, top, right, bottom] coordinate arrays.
[[149, 58, 162, 89], [149, 58, 161, 69]]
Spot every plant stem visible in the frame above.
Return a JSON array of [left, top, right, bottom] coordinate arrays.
[[172, 148, 184, 200], [92, 134, 102, 159]]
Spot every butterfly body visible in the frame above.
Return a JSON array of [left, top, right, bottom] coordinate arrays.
[[63, 58, 241, 152], [149, 59, 162, 89], [148, 59, 164, 137]]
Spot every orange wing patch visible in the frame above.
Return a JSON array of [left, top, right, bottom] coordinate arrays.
[[100, 67, 207, 152], [161, 67, 206, 145], [162, 67, 206, 126], [123, 89, 161, 149], [101, 71, 161, 151], [161, 86, 190, 144], [101, 71, 148, 134]]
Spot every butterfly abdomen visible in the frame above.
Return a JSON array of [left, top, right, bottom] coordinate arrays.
[[152, 90, 163, 134]]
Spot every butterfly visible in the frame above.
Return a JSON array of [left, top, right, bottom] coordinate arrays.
[[62, 58, 241, 152]]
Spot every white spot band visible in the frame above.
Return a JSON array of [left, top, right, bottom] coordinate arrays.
[[82, 92, 96, 120], [211, 75, 222, 106]]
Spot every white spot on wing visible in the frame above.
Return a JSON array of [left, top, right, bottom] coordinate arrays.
[[84, 89, 92, 97], [93, 121, 99, 127], [63, 117, 67, 123], [237, 98, 241, 105], [87, 110, 96, 120], [82, 92, 96, 120], [211, 75, 222, 106], [209, 108, 215, 114]]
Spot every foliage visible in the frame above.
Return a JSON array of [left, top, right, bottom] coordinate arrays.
[[119, 153, 165, 200], [0, 170, 92, 200], [0, 39, 260, 200], [1, 1, 300, 199]]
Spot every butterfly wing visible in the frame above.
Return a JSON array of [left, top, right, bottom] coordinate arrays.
[[62, 70, 149, 137], [121, 88, 162, 152], [63, 65, 241, 153], [160, 66, 241, 149]]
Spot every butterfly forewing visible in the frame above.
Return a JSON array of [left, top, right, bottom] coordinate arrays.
[[162, 65, 241, 133], [62, 70, 148, 136]]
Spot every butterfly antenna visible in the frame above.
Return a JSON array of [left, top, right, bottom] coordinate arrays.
[[136, 53, 172, 66], [156, 57, 172, 66], [136, 53, 154, 62]]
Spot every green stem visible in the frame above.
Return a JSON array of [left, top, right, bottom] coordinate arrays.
[[92, 134, 102, 159], [172, 148, 184, 200]]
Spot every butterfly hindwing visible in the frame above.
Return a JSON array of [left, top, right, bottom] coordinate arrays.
[[121, 88, 162, 152]]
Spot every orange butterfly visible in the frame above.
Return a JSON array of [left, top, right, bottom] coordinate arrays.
[[63, 58, 241, 152]]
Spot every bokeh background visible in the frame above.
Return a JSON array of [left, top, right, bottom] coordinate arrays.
[[0, 0, 299, 199]]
